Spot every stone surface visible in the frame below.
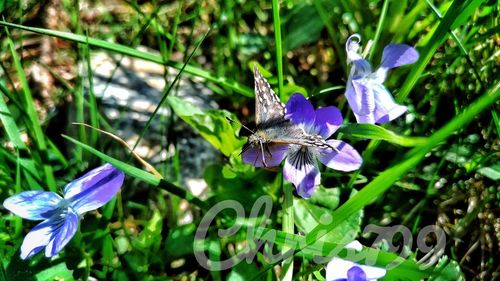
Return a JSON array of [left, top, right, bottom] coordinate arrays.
[[85, 47, 217, 206]]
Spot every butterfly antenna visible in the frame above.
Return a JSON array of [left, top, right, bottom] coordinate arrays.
[[226, 116, 254, 134]]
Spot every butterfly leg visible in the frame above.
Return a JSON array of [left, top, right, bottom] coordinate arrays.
[[260, 140, 268, 167], [326, 142, 340, 153]]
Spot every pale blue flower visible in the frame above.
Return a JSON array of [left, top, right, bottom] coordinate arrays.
[[345, 34, 419, 124], [326, 241, 387, 281], [3, 163, 124, 259]]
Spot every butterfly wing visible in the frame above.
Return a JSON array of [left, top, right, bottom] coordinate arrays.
[[273, 132, 336, 150], [253, 66, 285, 125]]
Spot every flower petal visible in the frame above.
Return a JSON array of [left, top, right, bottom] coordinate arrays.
[[318, 140, 362, 172], [283, 146, 320, 199], [352, 113, 375, 124], [325, 240, 387, 281], [285, 93, 315, 128], [345, 240, 363, 251], [346, 79, 375, 116], [20, 219, 53, 259], [347, 266, 367, 281], [351, 59, 373, 78], [358, 264, 387, 280], [45, 208, 79, 258], [326, 257, 358, 280], [346, 34, 363, 61], [346, 34, 373, 76], [3, 191, 63, 221], [314, 106, 343, 138], [64, 163, 125, 215], [371, 84, 407, 124], [375, 44, 419, 82], [241, 144, 289, 167], [380, 44, 419, 70]]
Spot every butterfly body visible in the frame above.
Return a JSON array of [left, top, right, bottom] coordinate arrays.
[[243, 66, 336, 166]]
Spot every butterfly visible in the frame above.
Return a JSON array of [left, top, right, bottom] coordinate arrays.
[[242, 66, 336, 167]]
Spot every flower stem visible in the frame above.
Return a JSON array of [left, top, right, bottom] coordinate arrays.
[[281, 180, 295, 280], [272, 0, 284, 98], [368, 0, 390, 61]]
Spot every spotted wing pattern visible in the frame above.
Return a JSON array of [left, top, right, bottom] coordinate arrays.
[[253, 66, 286, 125], [246, 66, 337, 167], [273, 126, 339, 151]]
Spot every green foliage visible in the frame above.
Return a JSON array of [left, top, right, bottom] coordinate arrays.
[[294, 187, 362, 244], [167, 96, 246, 157], [338, 123, 428, 147]]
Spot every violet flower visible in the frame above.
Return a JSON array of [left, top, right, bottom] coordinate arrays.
[[345, 34, 419, 124], [3, 163, 124, 259], [326, 241, 387, 281], [242, 93, 362, 198]]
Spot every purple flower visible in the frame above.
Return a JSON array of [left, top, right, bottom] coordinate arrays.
[[242, 93, 362, 198], [3, 163, 124, 259], [326, 241, 387, 281], [345, 34, 419, 124]]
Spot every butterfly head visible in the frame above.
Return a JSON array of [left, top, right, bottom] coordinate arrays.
[[247, 130, 268, 148]]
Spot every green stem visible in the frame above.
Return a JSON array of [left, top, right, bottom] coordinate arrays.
[[368, 0, 390, 61], [281, 182, 295, 280], [272, 1, 293, 279], [272, 0, 284, 98]]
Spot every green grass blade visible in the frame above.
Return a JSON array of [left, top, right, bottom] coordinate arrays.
[[272, 0, 284, 98], [0, 20, 253, 97], [5, 28, 56, 191], [367, 0, 390, 61], [338, 123, 428, 147], [83, 30, 99, 147], [397, 0, 484, 102], [273, 1, 294, 279], [62, 135, 159, 185], [62, 135, 210, 211], [0, 84, 27, 150], [0, 85, 43, 182], [255, 227, 430, 280]]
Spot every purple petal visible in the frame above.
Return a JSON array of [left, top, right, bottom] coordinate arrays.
[[318, 140, 362, 172], [352, 112, 375, 124], [380, 44, 419, 70], [347, 266, 367, 281], [375, 44, 419, 82], [64, 163, 125, 215], [346, 80, 374, 116], [285, 93, 315, 128], [371, 84, 407, 124], [346, 34, 362, 58], [351, 59, 372, 78], [3, 191, 63, 221], [241, 144, 289, 167], [45, 208, 79, 258], [346, 85, 371, 123], [283, 147, 320, 199], [314, 106, 343, 138]]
